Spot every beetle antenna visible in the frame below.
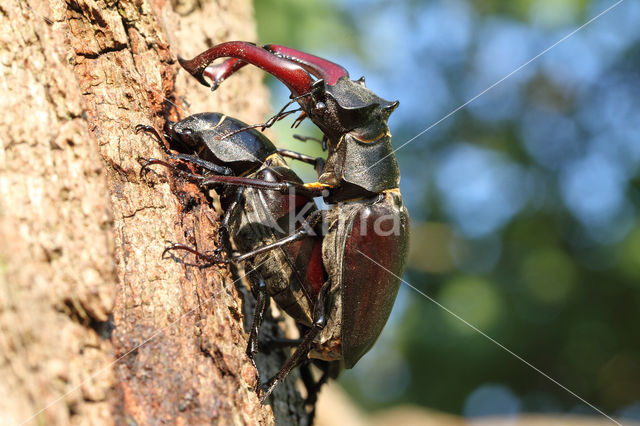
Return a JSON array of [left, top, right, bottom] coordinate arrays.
[[220, 92, 312, 140]]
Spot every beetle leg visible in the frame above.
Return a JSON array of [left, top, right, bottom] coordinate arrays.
[[179, 41, 314, 97], [299, 361, 325, 424], [259, 281, 331, 403], [198, 175, 331, 198], [168, 153, 234, 176], [166, 187, 245, 265], [277, 149, 325, 177], [137, 157, 205, 181], [162, 210, 319, 265], [162, 243, 225, 265], [228, 227, 310, 263], [293, 134, 328, 151], [259, 337, 304, 350], [225, 209, 322, 263], [301, 360, 330, 406], [178, 209, 320, 265], [246, 276, 269, 391], [137, 156, 233, 183], [135, 126, 236, 176], [300, 360, 341, 423], [160, 188, 245, 266], [217, 187, 245, 255], [298, 362, 318, 424], [135, 124, 172, 154]]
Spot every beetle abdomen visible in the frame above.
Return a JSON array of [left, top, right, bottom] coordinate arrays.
[[319, 191, 409, 368], [230, 158, 324, 326]]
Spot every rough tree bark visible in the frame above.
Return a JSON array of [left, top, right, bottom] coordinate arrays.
[[0, 0, 307, 424]]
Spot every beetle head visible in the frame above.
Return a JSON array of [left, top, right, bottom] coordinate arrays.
[[306, 77, 399, 144], [165, 112, 226, 149]]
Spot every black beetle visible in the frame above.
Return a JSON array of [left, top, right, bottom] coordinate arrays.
[[140, 41, 410, 403], [137, 113, 333, 402]]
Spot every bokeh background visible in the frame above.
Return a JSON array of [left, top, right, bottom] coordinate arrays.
[[253, 0, 640, 421]]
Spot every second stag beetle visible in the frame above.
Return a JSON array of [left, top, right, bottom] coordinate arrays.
[[141, 42, 410, 401]]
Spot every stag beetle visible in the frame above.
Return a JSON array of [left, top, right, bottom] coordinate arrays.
[[139, 42, 409, 402]]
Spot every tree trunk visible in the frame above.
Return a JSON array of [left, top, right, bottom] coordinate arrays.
[[0, 0, 307, 424]]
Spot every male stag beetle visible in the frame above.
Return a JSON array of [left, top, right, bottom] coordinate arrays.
[[140, 41, 409, 402]]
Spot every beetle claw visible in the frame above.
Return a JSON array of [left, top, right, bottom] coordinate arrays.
[[258, 379, 278, 404], [161, 242, 229, 265], [134, 124, 147, 134], [136, 123, 172, 155], [137, 156, 157, 178], [161, 243, 179, 259]]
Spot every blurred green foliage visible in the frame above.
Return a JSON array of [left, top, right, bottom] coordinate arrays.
[[254, 0, 640, 420], [254, 0, 359, 53]]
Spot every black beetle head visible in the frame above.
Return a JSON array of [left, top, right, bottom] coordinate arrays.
[[165, 112, 227, 149], [306, 77, 399, 143]]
